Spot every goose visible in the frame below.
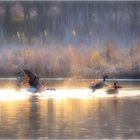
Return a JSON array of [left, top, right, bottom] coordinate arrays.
[[17, 69, 42, 92], [106, 81, 122, 94], [90, 75, 108, 92], [17, 69, 56, 93]]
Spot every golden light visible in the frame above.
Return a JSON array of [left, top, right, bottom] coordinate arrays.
[[0, 88, 139, 101], [39, 88, 92, 100], [0, 89, 30, 101]]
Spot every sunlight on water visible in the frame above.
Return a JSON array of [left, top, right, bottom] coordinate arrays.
[[0, 88, 140, 101], [0, 86, 140, 138], [0, 89, 29, 101]]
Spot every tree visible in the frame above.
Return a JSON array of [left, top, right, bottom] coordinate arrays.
[[3, 1, 13, 37]]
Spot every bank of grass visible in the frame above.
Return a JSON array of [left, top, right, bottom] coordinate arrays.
[[0, 42, 140, 78]]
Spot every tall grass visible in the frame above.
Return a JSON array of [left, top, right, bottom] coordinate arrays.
[[0, 41, 140, 78]]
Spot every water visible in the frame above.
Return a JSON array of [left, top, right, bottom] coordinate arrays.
[[0, 80, 140, 139]]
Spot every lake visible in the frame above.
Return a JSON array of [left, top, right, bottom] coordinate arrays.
[[0, 79, 140, 139]]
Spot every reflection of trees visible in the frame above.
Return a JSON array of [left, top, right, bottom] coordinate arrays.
[[46, 99, 55, 138], [39, 98, 123, 139], [29, 96, 40, 139], [39, 98, 100, 138], [0, 101, 30, 138], [0, 97, 139, 139], [0, 98, 41, 139]]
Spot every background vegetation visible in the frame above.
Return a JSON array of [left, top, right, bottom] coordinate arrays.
[[0, 1, 140, 78]]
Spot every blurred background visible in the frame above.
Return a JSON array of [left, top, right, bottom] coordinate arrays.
[[0, 1, 139, 78]]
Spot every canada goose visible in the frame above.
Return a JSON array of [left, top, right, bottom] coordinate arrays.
[[17, 69, 43, 92], [90, 75, 108, 92], [106, 81, 122, 94], [17, 69, 56, 93]]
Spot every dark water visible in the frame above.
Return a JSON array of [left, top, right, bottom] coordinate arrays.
[[0, 80, 140, 139]]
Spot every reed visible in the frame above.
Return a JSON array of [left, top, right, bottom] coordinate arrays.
[[0, 41, 140, 78]]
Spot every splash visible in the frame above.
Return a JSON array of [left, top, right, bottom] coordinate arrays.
[[0, 89, 30, 101], [0, 87, 139, 101]]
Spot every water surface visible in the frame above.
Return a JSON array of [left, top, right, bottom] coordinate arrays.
[[0, 80, 140, 139]]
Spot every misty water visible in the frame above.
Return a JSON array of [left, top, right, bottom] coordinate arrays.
[[0, 79, 140, 139]]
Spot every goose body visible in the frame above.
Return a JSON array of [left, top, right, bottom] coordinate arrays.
[[17, 69, 45, 93], [17, 69, 56, 93], [90, 76, 108, 92], [106, 81, 122, 94]]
